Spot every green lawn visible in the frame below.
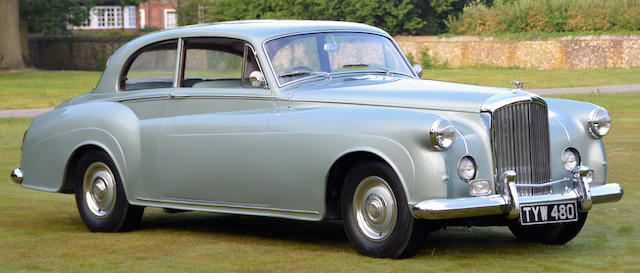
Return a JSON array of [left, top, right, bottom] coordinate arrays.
[[0, 70, 102, 110], [423, 66, 640, 89], [0, 92, 638, 272], [1, 68, 639, 110]]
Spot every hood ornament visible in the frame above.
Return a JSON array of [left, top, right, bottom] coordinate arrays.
[[511, 81, 525, 89]]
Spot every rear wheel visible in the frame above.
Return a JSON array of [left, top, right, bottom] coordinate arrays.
[[74, 150, 144, 232], [508, 212, 588, 244], [341, 161, 426, 258]]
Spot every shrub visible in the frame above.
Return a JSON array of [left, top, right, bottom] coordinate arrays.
[[419, 47, 446, 69], [447, 0, 640, 35]]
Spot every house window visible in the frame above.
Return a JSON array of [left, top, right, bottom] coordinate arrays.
[[75, 6, 136, 29], [139, 9, 146, 28], [164, 9, 177, 29]]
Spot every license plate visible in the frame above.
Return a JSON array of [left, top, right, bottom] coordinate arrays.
[[519, 201, 578, 225]]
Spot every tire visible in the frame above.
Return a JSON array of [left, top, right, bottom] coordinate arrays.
[[508, 212, 588, 244], [341, 161, 426, 258], [74, 150, 144, 232]]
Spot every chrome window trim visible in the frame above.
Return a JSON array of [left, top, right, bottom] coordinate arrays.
[[117, 39, 180, 92], [262, 31, 416, 88], [173, 37, 184, 88]]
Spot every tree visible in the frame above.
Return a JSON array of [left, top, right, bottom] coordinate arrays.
[[178, 0, 488, 35], [0, 0, 25, 69], [20, 0, 95, 35]]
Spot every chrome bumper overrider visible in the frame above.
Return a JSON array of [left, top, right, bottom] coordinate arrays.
[[413, 166, 623, 220], [11, 168, 23, 184]]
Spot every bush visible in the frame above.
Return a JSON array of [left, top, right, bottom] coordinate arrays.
[[447, 0, 640, 35], [419, 47, 446, 69]]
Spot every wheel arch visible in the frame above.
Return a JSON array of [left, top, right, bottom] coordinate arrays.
[[325, 149, 411, 220], [61, 143, 117, 193]]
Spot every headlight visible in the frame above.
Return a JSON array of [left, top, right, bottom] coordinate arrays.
[[588, 108, 611, 138], [457, 156, 477, 181], [430, 118, 456, 150], [561, 147, 580, 172]]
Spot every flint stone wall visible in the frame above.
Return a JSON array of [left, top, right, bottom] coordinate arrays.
[[27, 35, 640, 71], [395, 35, 640, 69]]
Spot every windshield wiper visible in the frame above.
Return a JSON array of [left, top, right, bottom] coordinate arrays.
[[341, 64, 391, 75], [279, 70, 329, 79]]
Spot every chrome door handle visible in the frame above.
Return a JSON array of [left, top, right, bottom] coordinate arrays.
[[169, 93, 189, 99]]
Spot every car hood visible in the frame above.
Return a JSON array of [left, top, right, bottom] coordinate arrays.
[[289, 76, 522, 113]]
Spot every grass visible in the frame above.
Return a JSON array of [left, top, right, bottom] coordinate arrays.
[[1, 68, 640, 110], [0, 70, 102, 110], [422, 66, 640, 89], [0, 92, 639, 272]]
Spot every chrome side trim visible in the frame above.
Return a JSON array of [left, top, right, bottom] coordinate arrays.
[[287, 99, 479, 113], [118, 94, 171, 102], [166, 94, 274, 100], [137, 197, 320, 215], [553, 118, 572, 145]]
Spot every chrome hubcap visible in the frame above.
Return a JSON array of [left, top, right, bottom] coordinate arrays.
[[353, 176, 397, 242], [83, 162, 116, 218]]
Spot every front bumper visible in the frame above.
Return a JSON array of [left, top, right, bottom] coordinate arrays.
[[413, 167, 623, 220], [11, 168, 23, 184]]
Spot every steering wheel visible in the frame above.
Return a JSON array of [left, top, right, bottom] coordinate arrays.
[[283, 65, 315, 74]]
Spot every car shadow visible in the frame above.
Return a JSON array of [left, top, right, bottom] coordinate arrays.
[[136, 209, 553, 256], [137, 210, 349, 247]]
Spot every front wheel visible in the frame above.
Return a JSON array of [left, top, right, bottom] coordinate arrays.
[[74, 150, 144, 232], [341, 161, 426, 258], [508, 212, 588, 244]]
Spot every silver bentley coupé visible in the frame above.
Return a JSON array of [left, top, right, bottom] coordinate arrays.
[[11, 20, 623, 258]]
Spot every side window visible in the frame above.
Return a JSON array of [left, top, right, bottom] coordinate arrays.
[[183, 38, 246, 89], [122, 40, 177, 91]]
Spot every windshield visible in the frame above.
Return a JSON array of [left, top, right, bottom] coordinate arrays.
[[265, 32, 414, 85]]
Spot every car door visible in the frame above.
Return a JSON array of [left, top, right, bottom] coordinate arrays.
[[156, 38, 276, 206], [117, 39, 178, 200]]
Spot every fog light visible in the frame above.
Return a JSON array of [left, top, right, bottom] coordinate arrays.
[[469, 180, 491, 196], [562, 147, 580, 172], [457, 156, 477, 181]]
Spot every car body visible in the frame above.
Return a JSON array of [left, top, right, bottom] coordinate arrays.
[[11, 20, 623, 258]]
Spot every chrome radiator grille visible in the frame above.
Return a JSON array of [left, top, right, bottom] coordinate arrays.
[[491, 101, 551, 196]]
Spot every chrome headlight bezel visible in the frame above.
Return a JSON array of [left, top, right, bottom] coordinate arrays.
[[561, 147, 581, 172], [430, 118, 456, 150], [588, 108, 611, 138]]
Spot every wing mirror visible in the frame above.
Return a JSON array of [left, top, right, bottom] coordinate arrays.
[[412, 64, 423, 78], [249, 71, 266, 88]]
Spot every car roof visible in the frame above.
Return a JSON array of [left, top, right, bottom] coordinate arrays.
[[93, 20, 391, 93], [179, 20, 388, 41]]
